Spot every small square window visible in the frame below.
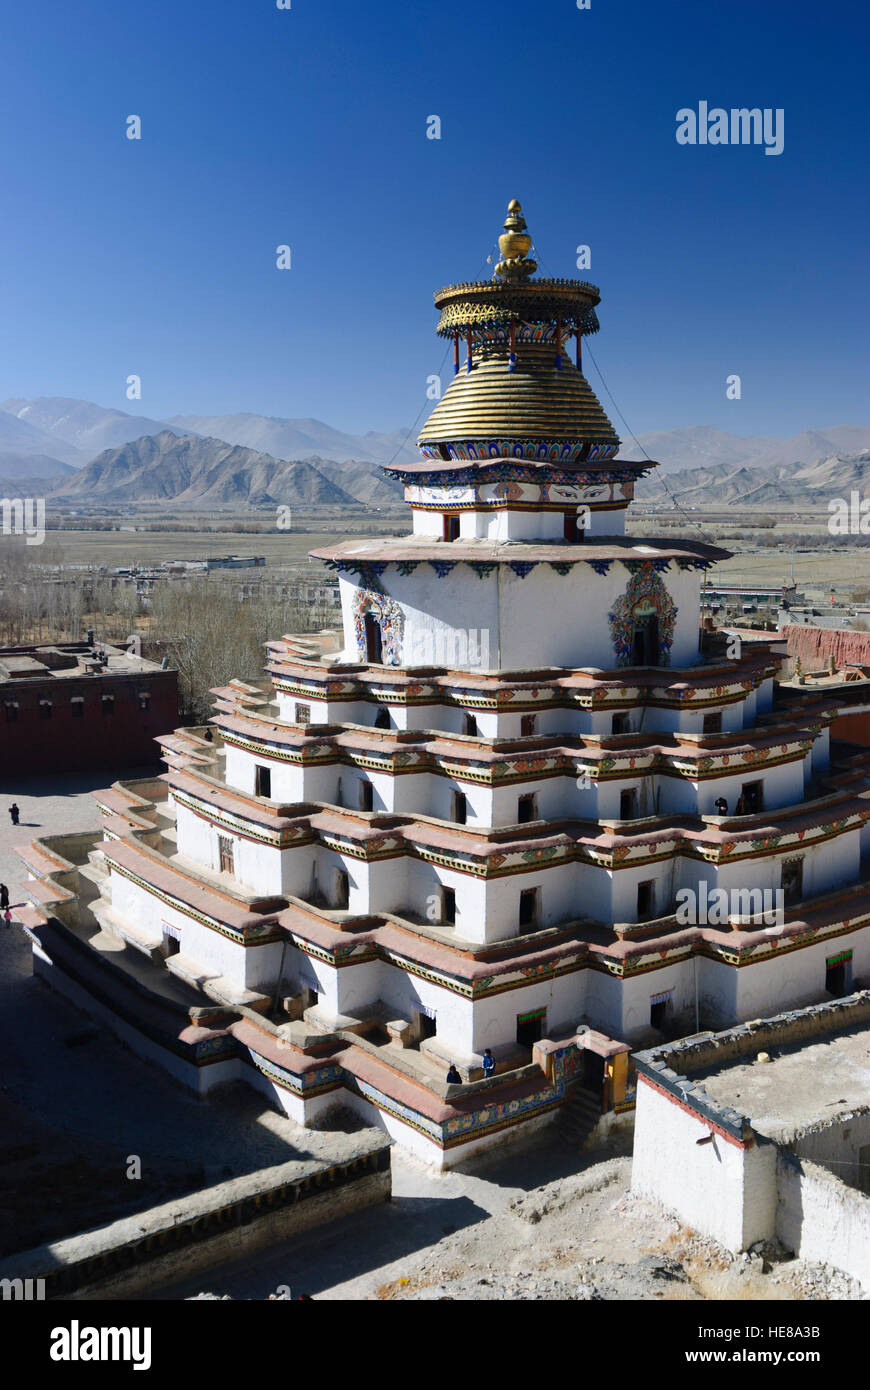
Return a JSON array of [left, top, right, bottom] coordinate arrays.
[[295, 702, 311, 725]]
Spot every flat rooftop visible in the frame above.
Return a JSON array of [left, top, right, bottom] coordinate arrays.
[[0, 642, 168, 682], [695, 1023, 870, 1144]]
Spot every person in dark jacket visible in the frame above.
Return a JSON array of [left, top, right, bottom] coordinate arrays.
[[446, 1064, 462, 1084], [481, 1049, 496, 1080], [8, 804, 19, 826], [0, 884, 8, 910], [714, 797, 728, 816]]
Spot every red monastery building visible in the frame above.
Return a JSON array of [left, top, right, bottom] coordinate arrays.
[[0, 637, 178, 775], [17, 203, 870, 1166]]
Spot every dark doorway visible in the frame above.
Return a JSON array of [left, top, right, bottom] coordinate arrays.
[[443, 514, 460, 542], [636, 879, 655, 921], [703, 712, 723, 735], [781, 857, 803, 907], [218, 835, 234, 876], [740, 780, 763, 815], [452, 791, 467, 825], [581, 1049, 605, 1092], [442, 887, 456, 924], [161, 930, 180, 958], [630, 611, 660, 666], [519, 888, 538, 928], [517, 794, 537, 824], [562, 512, 585, 543], [359, 781, 374, 812], [649, 996, 670, 1031], [415, 1010, 437, 1042], [620, 788, 638, 820], [255, 764, 271, 798], [611, 712, 630, 735], [462, 713, 478, 736], [364, 614, 383, 664], [521, 714, 537, 737], [826, 954, 851, 997], [374, 707, 390, 729], [516, 1009, 546, 1049]]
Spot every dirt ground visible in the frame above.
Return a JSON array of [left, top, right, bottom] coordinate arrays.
[[374, 1149, 863, 1303]]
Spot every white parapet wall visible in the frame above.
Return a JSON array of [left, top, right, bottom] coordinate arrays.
[[631, 1073, 777, 1252], [776, 1152, 870, 1292]]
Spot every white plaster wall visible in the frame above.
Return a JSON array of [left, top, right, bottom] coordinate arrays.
[[174, 803, 285, 897], [631, 1078, 777, 1251], [697, 930, 870, 1029], [108, 868, 282, 990], [224, 743, 339, 805], [792, 1112, 870, 1174], [776, 1154, 870, 1291], [617, 957, 697, 1038], [610, 860, 678, 925], [275, 692, 336, 725], [336, 565, 702, 673]]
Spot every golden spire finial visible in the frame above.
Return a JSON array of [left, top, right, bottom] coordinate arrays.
[[495, 199, 537, 281]]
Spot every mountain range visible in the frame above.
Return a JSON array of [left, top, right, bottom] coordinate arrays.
[[638, 450, 870, 508], [1, 397, 869, 508], [47, 431, 359, 507]]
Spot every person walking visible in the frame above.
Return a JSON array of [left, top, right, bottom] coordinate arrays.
[[3, 908, 11, 928], [8, 804, 20, 826], [481, 1049, 496, 1080], [0, 884, 8, 910]]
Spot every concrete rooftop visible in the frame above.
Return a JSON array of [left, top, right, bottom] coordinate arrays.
[[695, 1024, 870, 1144]]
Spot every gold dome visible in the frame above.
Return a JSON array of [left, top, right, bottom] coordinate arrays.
[[418, 343, 619, 454]]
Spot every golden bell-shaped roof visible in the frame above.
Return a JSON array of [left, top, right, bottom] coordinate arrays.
[[417, 342, 619, 456]]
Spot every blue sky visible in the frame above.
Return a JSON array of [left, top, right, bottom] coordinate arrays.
[[1, 0, 867, 439]]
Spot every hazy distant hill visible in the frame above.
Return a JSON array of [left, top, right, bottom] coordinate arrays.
[[0, 408, 83, 478], [624, 424, 870, 477], [6, 395, 870, 508], [167, 411, 419, 469], [2, 397, 189, 461], [48, 432, 359, 506], [638, 450, 870, 506]]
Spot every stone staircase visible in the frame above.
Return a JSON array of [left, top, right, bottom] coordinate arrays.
[[557, 1082, 602, 1148]]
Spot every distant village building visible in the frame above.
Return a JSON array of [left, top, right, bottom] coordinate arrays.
[[0, 637, 178, 773], [204, 555, 266, 571], [17, 202, 870, 1167], [701, 581, 799, 615]]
